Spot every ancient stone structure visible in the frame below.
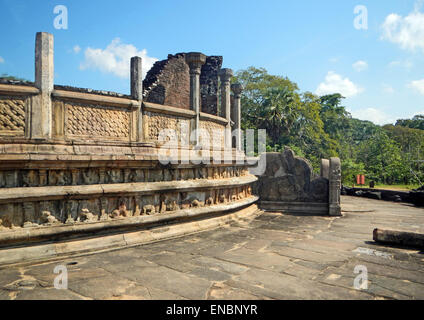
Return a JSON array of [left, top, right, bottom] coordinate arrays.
[[0, 32, 258, 257], [219, 69, 233, 150], [254, 148, 341, 215], [328, 157, 342, 216]]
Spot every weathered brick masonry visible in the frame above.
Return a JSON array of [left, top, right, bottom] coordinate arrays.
[[143, 53, 223, 115]]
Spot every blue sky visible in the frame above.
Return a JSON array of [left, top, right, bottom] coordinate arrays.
[[1, 0, 424, 125]]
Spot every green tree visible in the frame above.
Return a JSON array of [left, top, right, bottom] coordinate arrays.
[[357, 130, 407, 184], [395, 115, 424, 130]]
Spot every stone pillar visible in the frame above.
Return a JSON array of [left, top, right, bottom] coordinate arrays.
[[32, 32, 54, 139], [231, 83, 243, 151], [131, 56, 143, 142], [329, 157, 342, 216], [185, 53, 206, 146], [320, 159, 330, 179], [219, 68, 233, 149]]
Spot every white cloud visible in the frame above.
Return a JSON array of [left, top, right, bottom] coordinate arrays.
[[353, 60, 368, 72], [73, 45, 81, 54], [381, 4, 424, 52], [382, 84, 395, 94], [350, 108, 395, 125], [410, 110, 424, 117], [0, 56, 4, 64], [408, 79, 424, 95], [315, 71, 363, 98], [80, 38, 158, 79], [388, 60, 413, 69]]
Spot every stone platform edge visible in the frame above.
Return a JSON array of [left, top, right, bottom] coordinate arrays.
[[0, 200, 260, 268], [259, 201, 329, 215]]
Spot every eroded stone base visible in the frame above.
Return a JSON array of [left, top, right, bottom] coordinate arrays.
[[0, 202, 260, 267]]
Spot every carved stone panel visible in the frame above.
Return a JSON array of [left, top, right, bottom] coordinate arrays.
[[65, 102, 130, 140], [145, 111, 190, 145], [0, 96, 26, 136], [200, 120, 225, 148]]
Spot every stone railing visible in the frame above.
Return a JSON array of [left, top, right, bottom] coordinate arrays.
[[0, 34, 239, 152], [0, 32, 259, 259]]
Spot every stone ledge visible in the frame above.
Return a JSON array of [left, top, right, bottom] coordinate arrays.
[[259, 201, 329, 215], [199, 112, 228, 125], [143, 101, 196, 118], [0, 175, 258, 203], [0, 142, 250, 163], [0, 201, 260, 267], [0, 84, 39, 95], [52, 90, 139, 108]]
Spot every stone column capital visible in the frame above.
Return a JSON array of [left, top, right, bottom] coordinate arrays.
[[219, 68, 233, 83], [185, 52, 206, 75], [231, 83, 244, 98]]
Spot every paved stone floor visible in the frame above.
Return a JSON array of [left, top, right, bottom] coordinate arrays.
[[0, 196, 423, 300]]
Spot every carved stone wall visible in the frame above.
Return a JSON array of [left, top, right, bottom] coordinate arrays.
[[65, 102, 130, 140], [144, 111, 191, 144], [0, 179, 253, 229], [200, 120, 226, 148], [0, 165, 249, 189], [0, 96, 26, 136]]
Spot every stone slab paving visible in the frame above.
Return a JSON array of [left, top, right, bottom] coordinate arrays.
[[0, 196, 423, 300]]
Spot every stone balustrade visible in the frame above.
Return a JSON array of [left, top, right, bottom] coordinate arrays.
[[0, 32, 258, 255]]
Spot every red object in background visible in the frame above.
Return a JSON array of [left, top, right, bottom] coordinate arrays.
[[356, 174, 366, 185]]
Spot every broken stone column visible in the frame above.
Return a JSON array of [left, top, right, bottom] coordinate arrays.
[[329, 157, 342, 216], [321, 159, 330, 179], [185, 53, 206, 146], [131, 56, 143, 142], [219, 68, 233, 150], [231, 83, 243, 151], [32, 32, 54, 139]]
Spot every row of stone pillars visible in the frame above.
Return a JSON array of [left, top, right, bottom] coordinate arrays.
[[33, 33, 243, 150], [185, 53, 243, 150]]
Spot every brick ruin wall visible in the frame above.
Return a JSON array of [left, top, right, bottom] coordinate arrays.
[[200, 56, 223, 115], [143, 54, 223, 115]]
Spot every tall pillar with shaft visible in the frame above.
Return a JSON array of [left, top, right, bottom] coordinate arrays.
[[32, 32, 54, 139], [185, 53, 206, 146], [131, 56, 143, 142], [219, 68, 233, 150], [231, 83, 243, 151]]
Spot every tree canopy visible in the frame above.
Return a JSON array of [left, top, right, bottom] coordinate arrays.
[[234, 67, 424, 186]]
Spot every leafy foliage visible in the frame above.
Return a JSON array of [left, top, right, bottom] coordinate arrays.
[[234, 67, 424, 186]]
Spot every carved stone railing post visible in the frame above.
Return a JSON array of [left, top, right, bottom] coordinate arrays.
[[320, 159, 330, 179], [185, 52, 206, 146], [329, 157, 342, 216], [231, 83, 243, 151], [32, 32, 54, 140], [219, 68, 233, 150], [131, 56, 143, 142]]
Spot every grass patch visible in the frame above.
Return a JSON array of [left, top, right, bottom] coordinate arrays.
[[350, 184, 421, 191]]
